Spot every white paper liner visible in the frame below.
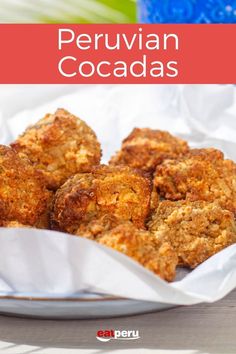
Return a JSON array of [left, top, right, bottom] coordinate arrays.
[[0, 84, 235, 305]]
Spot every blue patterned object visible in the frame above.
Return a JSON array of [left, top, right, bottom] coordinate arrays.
[[138, 0, 236, 23]]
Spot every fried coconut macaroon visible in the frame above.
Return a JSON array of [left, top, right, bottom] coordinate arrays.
[[75, 214, 120, 240], [51, 165, 153, 234], [110, 128, 189, 173], [11, 108, 101, 190], [0, 145, 52, 228], [154, 148, 236, 214], [98, 222, 178, 281], [148, 200, 236, 268]]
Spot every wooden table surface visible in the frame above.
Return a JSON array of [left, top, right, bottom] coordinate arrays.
[[0, 289, 235, 354]]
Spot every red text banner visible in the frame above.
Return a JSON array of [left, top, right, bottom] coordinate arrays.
[[0, 24, 235, 83]]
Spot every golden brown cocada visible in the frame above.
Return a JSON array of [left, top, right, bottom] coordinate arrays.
[[154, 148, 236, 215], [11, 108, 102, 190], [98, 222, 178, 282], [0, 145, 52, 228], [110, 128, 189, 173], [51, 165, 153, 234], [148, 200, 236, 268], [75, 214, 121, 240]]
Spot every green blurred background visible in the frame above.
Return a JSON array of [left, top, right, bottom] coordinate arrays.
[[0, 0, 137, 23]]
